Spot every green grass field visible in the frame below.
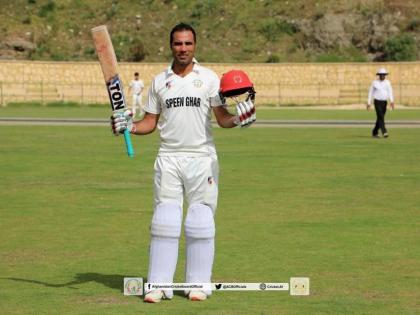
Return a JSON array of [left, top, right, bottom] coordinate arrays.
[[2, 105, 420, 120], [0, 108, 419, 314]]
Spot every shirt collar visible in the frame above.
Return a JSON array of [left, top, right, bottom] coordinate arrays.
[[166, 58, 199, 77]]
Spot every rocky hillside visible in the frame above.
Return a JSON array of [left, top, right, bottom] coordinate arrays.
[[0, 0, 419, 62]]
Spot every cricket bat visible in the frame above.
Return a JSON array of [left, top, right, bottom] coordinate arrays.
[[91, 25, 135, 158]]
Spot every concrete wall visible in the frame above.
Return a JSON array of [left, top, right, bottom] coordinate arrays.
[[1, 61, 419, 105]]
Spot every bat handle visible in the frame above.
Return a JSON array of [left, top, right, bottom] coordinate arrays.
[[123, 129, 135, 158]]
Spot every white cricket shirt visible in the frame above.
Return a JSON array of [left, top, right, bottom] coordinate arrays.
[[129, 79, 144, 95], [144, 59, 223, 156], [367, 79, 394, 105]]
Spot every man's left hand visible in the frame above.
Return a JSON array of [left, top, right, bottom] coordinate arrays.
[[235, 99, 256, 128]]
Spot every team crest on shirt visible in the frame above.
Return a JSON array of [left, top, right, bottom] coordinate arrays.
[[193, 79, 203, 88], [208, 176, 213, 184], [166, 81, 172, 89]]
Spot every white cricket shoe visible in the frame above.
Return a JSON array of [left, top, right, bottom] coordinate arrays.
[[188, 290, 207, 301], [144, 290, 165, 303]]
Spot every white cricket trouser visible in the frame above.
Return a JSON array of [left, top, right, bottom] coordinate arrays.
[[131, 93, 143, 116], [154, 155, 219, 211]]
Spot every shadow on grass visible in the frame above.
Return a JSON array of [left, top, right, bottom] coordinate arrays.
[[4, 274, 192, 300], [3, 273, 143, 292]]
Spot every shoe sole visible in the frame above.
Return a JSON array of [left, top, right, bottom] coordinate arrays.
[[144, 298, 160, 303], [190, 296, 206, 301], [189, 292, 207, 301], [144, 294, 163, 303], [144, 297, 161, 303]]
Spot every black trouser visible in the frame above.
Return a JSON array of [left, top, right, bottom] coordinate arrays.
[[373, 99, 388, 135]]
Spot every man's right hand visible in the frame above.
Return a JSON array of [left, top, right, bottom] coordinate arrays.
[[366, 104, 371, 111], [390, 102, 395, 110], [110, 110, 134, 136]]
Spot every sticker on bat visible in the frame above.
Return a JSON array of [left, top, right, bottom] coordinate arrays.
[[107, 75, 127, 112]]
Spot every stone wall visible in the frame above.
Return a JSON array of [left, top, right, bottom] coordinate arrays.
[[1, 61, 419, 105]]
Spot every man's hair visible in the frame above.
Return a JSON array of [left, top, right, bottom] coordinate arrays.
[[170, 23, 196, 46], [134, 72, 139, 76]]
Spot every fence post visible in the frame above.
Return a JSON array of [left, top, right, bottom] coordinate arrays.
[[399, 82, 402, 105], [0, 82, 3, 106], [41, 80, 44, 105], [318, 83, 321, 105], [336, 84, 339, 105]]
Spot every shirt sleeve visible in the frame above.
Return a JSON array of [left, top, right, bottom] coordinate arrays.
[[208, 73, 223, 107], [387, 81, 394, 103], [367, 81, 374, 105], [144, 78, 161, 114]]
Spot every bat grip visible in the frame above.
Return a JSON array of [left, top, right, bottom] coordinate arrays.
[[123, 129, 135, 158]]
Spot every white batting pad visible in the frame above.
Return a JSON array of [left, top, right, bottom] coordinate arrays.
[[147, 236, 177, 299], [185, 237, 214, 296], [151, 202, 182, 238], [147, 202, 183, 299], [184, 203, 215, 296], [184, 203, 215, 239]]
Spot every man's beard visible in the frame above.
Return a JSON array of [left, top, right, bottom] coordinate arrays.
[[175, 54, 192, 65]]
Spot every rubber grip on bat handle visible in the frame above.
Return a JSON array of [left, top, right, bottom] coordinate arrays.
[[123, 129, 135, 158]]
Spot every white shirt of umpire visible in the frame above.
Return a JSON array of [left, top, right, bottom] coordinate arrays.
[[144, 58, 224, 156], [368, 79, 394, 105]]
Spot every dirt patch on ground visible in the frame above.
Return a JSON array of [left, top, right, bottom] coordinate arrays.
[[75, 295, 134, 305]]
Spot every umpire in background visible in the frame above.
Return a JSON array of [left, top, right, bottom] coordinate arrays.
[[367, 68, 395, 138]]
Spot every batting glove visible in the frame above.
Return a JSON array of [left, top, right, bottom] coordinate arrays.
[[234, 99, 256, 128], [110, 109, 134, 136]]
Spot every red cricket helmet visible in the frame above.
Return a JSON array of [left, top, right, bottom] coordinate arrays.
[[220, 70, 255, 97]]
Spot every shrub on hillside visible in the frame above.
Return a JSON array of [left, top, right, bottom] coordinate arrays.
[[128, 38, 146, 62], [190, 0, 218, 19], [406, 18, 420, 31], [266, 54, 280, 63], [259, 18, 297, 41], [383, 34, 417, 61], [38, 0, 55, 17]]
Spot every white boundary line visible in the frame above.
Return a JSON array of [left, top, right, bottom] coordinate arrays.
[[1, 118, 420, 128]]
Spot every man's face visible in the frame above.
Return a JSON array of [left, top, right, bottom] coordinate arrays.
[[171, 30, 195, 66], [379, 74, 386, 81], [135, 75, 139, 80]]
